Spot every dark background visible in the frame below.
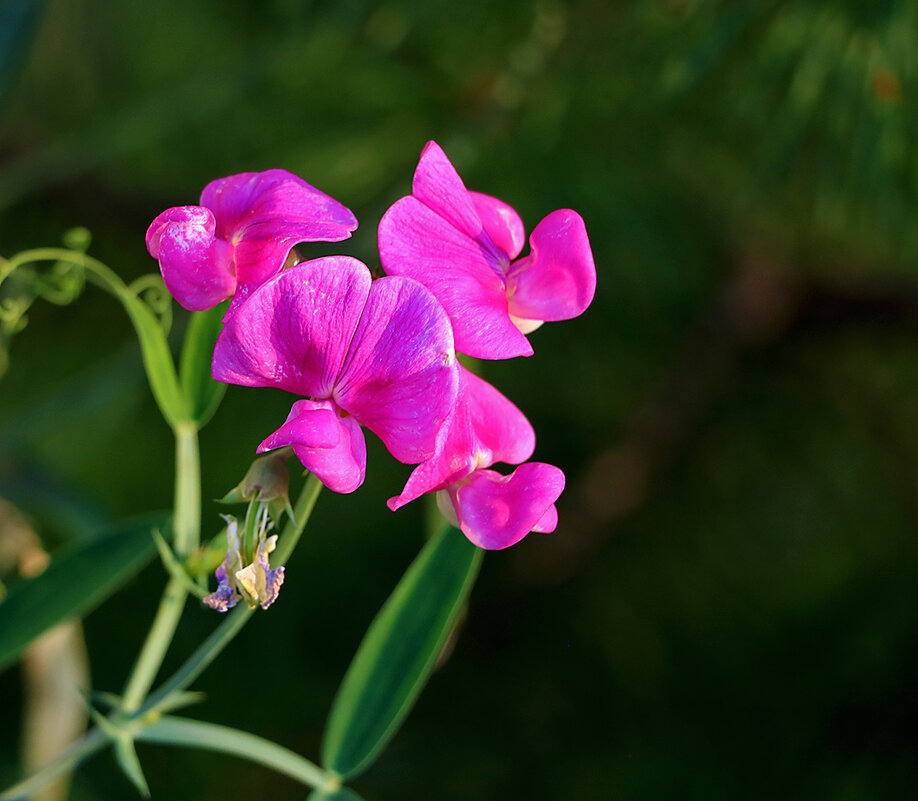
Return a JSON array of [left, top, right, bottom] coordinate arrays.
[[2, 1, 918, 798]]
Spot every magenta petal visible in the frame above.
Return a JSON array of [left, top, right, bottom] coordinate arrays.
[[257, 399, 342, 452], [470, 191, 526, 261], [201, 169, 358, 243], [200, 169, 358, 311], [258, 399, 367, 494], [463, 368, 535, 465], [387, 406, 473, 511], [335, 275, 459, 464], [532, 503, 558, 533], [379, 196, 532, 359], [449, 463, 565, 550], [411, 141, 484, 240], [145, 206, 235, 311], [387, 367, 534, 511], [212, 257, 371, 397], [507, 209, 596, 323]]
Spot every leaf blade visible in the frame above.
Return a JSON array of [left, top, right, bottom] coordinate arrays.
[[119, 292, 188, 427], [0, 513, 167, 672], [321, 524, 483, 778], [179, 305, 226, 427]]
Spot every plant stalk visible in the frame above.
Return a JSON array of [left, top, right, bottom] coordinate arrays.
[[120, 423, 201, 714]]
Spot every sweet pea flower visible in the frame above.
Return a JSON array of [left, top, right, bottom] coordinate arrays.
[[212, 256, 459, 494], [203, 514, 285, 612], [378, 141, 596, 360], [146, 169, 358, 313], [388, 366, 564, 550]]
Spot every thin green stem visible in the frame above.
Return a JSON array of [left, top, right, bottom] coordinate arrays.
[[119, 575, 187, 715], [142, 604, 253, 715], [137, 716, 337, 791], [141, 475, 323, 712], [0, 728, 108, 801], [120, 424, 201, 714], [275, 473, 324, 564], [2, 249, 189, 427], [1, 248, 126, 298], [173, 422, 201, 556]]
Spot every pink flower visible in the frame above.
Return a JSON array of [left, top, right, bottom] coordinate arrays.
[[378, 141, 596, 360], [146, 169, 358, 313], [212, 256, 459, 494], [388, 366, 564, 550]]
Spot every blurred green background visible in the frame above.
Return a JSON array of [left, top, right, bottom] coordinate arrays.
[[2, 0, 918, 798]]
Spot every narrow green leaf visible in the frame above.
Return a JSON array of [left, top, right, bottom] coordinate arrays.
[[321, 524, 483, 778], [138, 716, 330, 790], [0, 728, 108, 801], [119, 291, 188, 427], [85, 699, 150, 796], [112, 737, 149, 798], [0, 513, 167, 672], [179, 304, 227, 427]]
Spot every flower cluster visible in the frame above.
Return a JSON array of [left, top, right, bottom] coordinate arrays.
[[147, 142, 594, 561]]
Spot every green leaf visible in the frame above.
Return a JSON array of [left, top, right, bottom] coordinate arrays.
[[179, 304, 227, 427], [119, 292, 188, 427], [83, 705, 150, 797], [112, 737, 149, 798], [137, 716, 330, 790], [0, 513, 167, 672], [321, 524, 483, 779]]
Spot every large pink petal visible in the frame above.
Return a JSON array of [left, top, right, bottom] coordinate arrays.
[[335, 275, 459, 464], [201, 169, 357, 244], [212, 257, 371, 397], [201, 169, 358, 310], [507, 209, 596, 324], [448, 463, 565, 550], [470, 191, 526, 261], [379, 196, 532, 359], [145, 206, 235, 311], [258, 399, 366, 494]]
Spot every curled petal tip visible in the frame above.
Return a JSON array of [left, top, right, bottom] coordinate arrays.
[[146, 205, 236, 311]]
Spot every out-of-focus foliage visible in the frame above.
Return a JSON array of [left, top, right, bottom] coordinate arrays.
[[2, 1, 918, 800]]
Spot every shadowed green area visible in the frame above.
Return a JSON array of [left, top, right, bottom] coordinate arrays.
[[2, 1, 918, 799]]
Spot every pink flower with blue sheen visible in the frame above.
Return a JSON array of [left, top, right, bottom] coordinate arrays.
[[388, 367, 564, 550], [378, 141, 596, 360], [212, 256, 459, 494], [146, 169, 357, 313]]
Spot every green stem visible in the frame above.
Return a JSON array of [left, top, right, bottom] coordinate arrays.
[[141, 475, 323, 712], [137, 716, 336, 791], [120, 424, 201, 714], [1, 249, 190, 427], [142, 603, 253, 714], [1, 248, 128, 298], [119, 575, 187, 715], [275, 472, 324, 563], [173, 421, 201, 556], [0, 728, 108, 801]]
